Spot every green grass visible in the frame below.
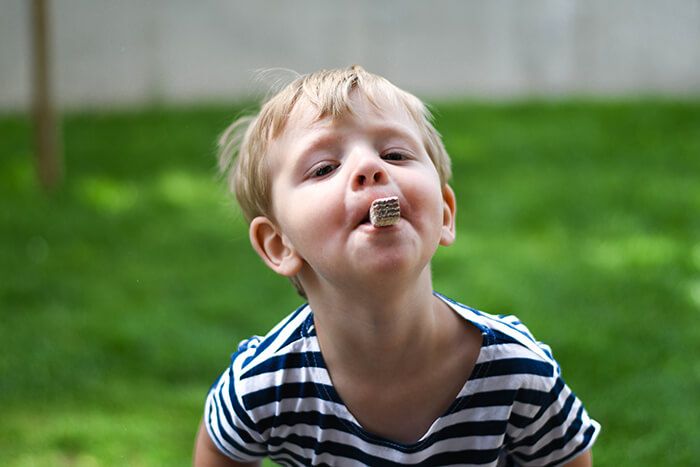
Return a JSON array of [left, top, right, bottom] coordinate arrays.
[[1, 100, 699, 466]]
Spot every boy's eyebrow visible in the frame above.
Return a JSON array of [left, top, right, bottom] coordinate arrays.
[[367, 123, 422, 148], [295, 132, 342, 161], [292, 121, 422, 169], [288, 131, 343, 175]]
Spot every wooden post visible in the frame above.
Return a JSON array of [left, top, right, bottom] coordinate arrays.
[[31, 0, 62, 192]]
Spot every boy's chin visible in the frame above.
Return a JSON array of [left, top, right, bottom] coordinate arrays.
[[350, 252, 428, 281], [301, 254, 432, 298]]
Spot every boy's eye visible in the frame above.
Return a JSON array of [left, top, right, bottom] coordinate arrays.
[[382, 152, 406, 161], [313, 164, 337, 178]]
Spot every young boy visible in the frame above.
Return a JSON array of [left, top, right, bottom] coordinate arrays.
[[194, 66, 600, 466]]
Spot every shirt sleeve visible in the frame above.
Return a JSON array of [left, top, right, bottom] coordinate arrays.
[[203, 349, 268, 462], [506, 368, 601, 466]]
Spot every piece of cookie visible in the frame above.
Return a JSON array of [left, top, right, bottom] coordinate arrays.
[[369, 196, 400, 227]]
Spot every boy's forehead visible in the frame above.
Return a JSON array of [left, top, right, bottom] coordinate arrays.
[[284, 98, 332, 132]]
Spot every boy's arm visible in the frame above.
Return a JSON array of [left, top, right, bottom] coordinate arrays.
[[562, 449, 592, 467], [193, 419, 262, 467]]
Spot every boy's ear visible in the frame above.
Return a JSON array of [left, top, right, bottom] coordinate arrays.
[[439, 185, 457, 246], [249, 216, 303, 277]]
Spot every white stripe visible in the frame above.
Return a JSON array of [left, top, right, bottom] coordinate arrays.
[[205, 388, 239, 460], [207, 377, 264, 460], [250, 397, 351, 429], [268, 422, 504, 465], [238, 365, 333, 397], [222, 357, 267, 443], [509, 385, 591, 463], [521, 398, 584, 458], [436, 404, 512, 429], [240, 306, 311, 372], [462, 373, 550, 396], [478, 341, 554, 367], [213, 376, 266, 459]]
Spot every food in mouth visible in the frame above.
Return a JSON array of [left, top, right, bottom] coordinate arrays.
[[369, 196, 400, 227]]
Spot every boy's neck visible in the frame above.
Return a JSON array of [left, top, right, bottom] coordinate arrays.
[[305, 266, 455, 381]]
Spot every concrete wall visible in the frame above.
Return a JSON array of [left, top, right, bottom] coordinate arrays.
[[2, 0, 699, 111]]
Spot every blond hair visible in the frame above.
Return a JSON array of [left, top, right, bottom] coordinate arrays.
[[218, 65, 452, 296], [218, 65, 451, 222]]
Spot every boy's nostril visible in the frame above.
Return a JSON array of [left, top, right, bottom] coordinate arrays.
[[356, 170, 383, 186]]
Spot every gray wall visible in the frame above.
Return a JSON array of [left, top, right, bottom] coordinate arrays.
[[2, 0, 699, 111]]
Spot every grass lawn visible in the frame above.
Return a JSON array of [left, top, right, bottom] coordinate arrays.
[[1, 100, 699, 466]]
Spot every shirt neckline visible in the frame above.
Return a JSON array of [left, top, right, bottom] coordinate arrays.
[[300, 292, 495, 450]]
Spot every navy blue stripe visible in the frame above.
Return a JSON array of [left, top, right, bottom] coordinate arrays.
[[509, 391, 577, 449], [257, 409, 509, 454], [258, 411, 361, 449], [539, 345, 554, 361], [241, 352, 324, 379], [471, 357, 554, 380], [209, 389, 266, 458], [268, 446, 320, 465], [457, 389, 516, 409], [257, 410, 336, 434], [206, 395, 239, 460], [448, 387, 549, 420], [418, 448, 502, 466], [241, 304, 308, 367], [514, 387, 550, 406], [479, 313, 542, 348], [243, 382, 342, 410], [268, 433, 502, 467], [504, 318, 523, 326], [214, 381, 261, 445], [501, 453, 518, 467], [268, 446, 315, 467], [512, 405, 586, 463], [276, 322, 306, 352], [436, 419, 508, 439], [548, 423, 597, 466], [271, 455, 301, 467], [530, 377, 566, 422], [396, 419, 507, 454], [268, 456, 296, 467], [487, 318, 539, 346], [487, 328, 530, 347], [508, 412, 531, 429], [219, 367, 260, 433]]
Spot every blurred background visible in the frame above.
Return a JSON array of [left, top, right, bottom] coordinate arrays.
[[3, 0, 700, 109], [1, 1, 699, 465]]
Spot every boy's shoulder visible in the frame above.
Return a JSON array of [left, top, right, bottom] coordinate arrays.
[[232, 303, 316, 374], [213, 302, 343, 428], [436, 292, 560, 376]]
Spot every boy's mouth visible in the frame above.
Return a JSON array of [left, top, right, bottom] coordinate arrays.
[[358, 212, 372, 226], [369, 196, 401, 227], [353, 195, 402, 229]]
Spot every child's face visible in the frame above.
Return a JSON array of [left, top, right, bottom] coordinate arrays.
[[256, 92, 456, 290]]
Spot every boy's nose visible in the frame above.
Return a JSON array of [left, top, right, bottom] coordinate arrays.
[[351, 153, 388, 190]]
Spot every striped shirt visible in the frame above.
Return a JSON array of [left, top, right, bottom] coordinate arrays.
[[204, 293, 600, 466]]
